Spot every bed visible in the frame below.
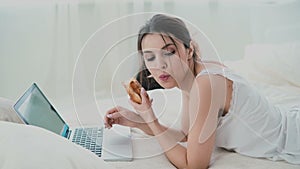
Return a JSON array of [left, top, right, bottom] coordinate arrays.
[[1, 42, 299, 169]]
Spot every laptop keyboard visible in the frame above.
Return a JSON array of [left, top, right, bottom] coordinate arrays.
[[72, 127, 103, 157]]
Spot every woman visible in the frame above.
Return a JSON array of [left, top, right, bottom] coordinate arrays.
[[104, 14, 300, 169]]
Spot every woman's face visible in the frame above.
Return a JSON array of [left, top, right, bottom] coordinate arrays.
[[141, 34, 193, 89]]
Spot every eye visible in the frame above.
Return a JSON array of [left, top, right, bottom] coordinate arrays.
[[144, 54, 155, 62], [163, 50, 175, 56]]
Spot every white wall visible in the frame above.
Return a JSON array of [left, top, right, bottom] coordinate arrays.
[[1, 0, 300, 108]]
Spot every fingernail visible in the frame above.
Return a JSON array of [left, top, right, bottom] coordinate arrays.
[[107, 114, 112, 118]]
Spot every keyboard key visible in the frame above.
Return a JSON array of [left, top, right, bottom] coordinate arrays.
[[72, 127, 103, 156]]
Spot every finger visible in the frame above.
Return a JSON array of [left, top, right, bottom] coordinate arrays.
[[104, 107, 121, 128], [106, 110, 130, 128], [104, 117, 111, 128], [141, 88, 153, 105], [103, 117, 109, 128], [104, 121, 112, 128], [106, 107, 121, 114], [106, 111, 123, 119], [141, 87, 147, 97], [105, 117, 113, 128], [129, 99, 140, 108], [104, 116, 111, 128], [106, 119, 114, 129], [140, 88, 147, 101]]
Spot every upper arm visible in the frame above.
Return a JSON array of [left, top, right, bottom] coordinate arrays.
[[181, 91, 190, 138], [186, 75, 227, 169]]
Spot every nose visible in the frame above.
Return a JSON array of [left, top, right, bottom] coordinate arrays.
[[157, 56, 167, 70], [161, 62, 167, 69]]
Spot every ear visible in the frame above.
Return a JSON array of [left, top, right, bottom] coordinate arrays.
[[188, 41, 194, 59]]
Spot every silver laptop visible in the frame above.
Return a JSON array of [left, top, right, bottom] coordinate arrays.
[[13, 83, 133, 161]]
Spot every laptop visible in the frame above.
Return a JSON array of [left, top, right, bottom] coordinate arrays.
[[13, 83, 133, 161]]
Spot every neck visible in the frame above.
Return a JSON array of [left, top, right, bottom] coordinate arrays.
[[178, 60, 204, 93]]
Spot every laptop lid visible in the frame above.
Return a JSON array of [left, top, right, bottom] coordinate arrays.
[[14, 83, 69, 137]]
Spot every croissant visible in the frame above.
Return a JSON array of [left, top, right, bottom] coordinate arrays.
[[124, 78, 142, 104]]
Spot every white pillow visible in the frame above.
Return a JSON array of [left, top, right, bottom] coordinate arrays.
[[243, 42, 300, 87], [0, 121, 115, 169], [0, 97, 23, 123]]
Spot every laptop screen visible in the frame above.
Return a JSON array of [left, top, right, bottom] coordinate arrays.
[[14, 83, 68, 136]]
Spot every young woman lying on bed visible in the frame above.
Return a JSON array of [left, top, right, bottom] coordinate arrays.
[[104, 14, 300, 169]]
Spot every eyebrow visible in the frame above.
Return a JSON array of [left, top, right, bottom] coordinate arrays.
[[143, 43, 175, 53]]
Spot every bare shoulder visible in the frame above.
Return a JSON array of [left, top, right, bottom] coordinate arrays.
[[191, 73, 229, 108], [194, 69, 233, 114], [195, 61, 231, 90], [194, 73, 228, 91]]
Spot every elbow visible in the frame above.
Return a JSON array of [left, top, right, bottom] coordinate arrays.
[[186, 165, 208, 169], [182, 161, 209, 169], [178, 166, 208, 169], [177, 162, 209, 169]]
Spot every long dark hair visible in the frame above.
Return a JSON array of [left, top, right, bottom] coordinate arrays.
[[136, 14, 200, 90]]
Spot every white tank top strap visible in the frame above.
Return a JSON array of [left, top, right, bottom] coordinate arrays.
[[196, 67, 247, 85], [196, 67, 231, 78]]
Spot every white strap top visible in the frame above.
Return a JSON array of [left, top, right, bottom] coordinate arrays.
[[197, 67, 300, 164]]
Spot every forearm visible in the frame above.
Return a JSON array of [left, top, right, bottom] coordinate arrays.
[[136, 122, 154, 135], [137, 122, 187, 142], [147, 120, 189, 169]]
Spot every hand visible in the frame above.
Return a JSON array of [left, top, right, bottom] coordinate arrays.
[[104, 106, 145, 129], [130, 88, 157, 123]]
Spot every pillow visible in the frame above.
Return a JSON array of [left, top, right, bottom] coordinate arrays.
[[243, 42, 300, 87], [0, 97, 23, 123], [0, 121, 115, 169]]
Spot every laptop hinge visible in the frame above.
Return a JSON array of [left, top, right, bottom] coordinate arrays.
[[66, 129, 72, 139]]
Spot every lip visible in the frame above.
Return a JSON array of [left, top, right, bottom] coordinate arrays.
[[159, 74, 170, 81]]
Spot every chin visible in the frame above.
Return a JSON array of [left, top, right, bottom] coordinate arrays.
[[163, 86, 175, 89], [158, 82, 177, 89]]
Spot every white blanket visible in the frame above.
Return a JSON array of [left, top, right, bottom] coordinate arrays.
[[0, 121, 115, 169]]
